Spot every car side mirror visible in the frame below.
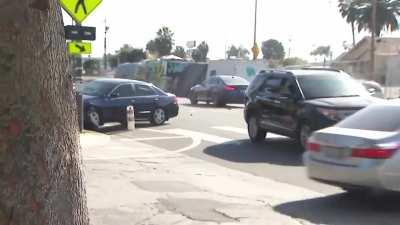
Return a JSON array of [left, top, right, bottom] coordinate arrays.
[[367, 88, 376, 94]]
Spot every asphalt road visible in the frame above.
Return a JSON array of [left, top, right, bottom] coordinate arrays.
[[110, 102, 340, 195], [104, 101, 400, 225]]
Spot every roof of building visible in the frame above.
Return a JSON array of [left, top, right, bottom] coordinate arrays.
[[335, 37, 400, 63]]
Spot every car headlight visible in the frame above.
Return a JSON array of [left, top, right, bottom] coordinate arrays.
[[317, 108, 357, 121]]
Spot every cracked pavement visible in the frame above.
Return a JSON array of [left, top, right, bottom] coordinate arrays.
[[82, 132, 320, 225]]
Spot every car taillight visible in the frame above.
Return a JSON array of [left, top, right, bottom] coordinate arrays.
[[224, 85, 236, 91], [306, 141, 321, 152], [351, 147, 398, 159]]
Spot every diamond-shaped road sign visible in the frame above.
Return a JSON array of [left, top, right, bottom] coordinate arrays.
[[59, 0, 102, 24], [68, 42, 92, 55]]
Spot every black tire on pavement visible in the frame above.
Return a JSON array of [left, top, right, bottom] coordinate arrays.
[[151, 108, 167, 126], [88, 107, 102, 131], [248, 115, 267, 143], [213, 94, 225, 107], [190, 93, 198, 105]]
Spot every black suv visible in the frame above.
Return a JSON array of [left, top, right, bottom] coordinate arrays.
[[244, 69, 382, 148]]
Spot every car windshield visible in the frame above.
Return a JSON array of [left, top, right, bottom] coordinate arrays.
[[81, 81, 117, 97], [298, 74, 368, 99], [337, 104, 400, 132], [220, 76, 249, 85]]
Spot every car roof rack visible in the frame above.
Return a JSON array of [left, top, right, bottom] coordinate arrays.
[[289, 66, 342, 73], [260, 69, 293, 75]]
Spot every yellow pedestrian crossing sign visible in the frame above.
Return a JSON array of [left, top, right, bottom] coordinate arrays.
[[68, 42, 92, 55], [252, 43, 260, 60], [59, 0, 102, 24]]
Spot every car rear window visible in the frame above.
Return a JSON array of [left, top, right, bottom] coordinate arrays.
[[298, 74, 367, 99], [81, 81, 117, 97], [337, 104, 400, 132], [220, 76, 249, 85]]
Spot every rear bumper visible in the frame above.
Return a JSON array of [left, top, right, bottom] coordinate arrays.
[[220, 92, 246, 104], [304, 152, 400, 192]]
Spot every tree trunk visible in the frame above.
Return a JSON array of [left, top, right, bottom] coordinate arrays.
[[351, 22, 356, 47], [0, 1, 89, 225]]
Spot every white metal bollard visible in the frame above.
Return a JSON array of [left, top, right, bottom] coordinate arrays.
[[126, 105, 135, 130]]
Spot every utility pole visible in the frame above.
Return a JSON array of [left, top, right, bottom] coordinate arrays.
[[104, 18, 110, 71], [370, 0, 377, 81], [252, 0, 259, 61]]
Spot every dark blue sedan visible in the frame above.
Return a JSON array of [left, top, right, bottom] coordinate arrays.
[[80, 78, 179, 129]]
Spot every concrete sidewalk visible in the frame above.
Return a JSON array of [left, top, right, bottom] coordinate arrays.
[[80, 131, 321, 225]]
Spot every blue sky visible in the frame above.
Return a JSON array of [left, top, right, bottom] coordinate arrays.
[[62, 0, 400, 61]]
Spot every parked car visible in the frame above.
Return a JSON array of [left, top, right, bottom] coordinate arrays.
[[189, 75, 249, 106], [304, 101, 400, 193], [244, 69, 382, 148], [80, 78, 179, 129]]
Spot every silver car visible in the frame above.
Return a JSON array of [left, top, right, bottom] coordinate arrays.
[[304, 101, 400, 192]]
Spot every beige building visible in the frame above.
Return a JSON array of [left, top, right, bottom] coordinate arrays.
[[332, 37, 400, 84]]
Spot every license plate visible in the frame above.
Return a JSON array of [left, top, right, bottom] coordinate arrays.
[[322, 146, 350, 159]]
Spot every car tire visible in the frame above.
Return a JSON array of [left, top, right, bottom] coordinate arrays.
[[248, 115, 267, 143], [299, 123, 313, 150], [88, 107, 102, 131], [151, 108, 167, 126], [212, 94, 224, 107], [190, 93, 198, 105]]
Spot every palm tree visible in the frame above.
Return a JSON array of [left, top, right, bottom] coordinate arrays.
[[356, 0, 400, 37], [338, 0, 400, 39], [338, 0, 361, 46]]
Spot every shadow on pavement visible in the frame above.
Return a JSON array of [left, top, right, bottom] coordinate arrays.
[[274, 193, 400, 225], [183, 103, 244, 110], [203, 138, 303, 166]]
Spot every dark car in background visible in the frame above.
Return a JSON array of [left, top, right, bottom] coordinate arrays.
[[189, 75, 249, 106], [80, 79, 179, 129], [244, 69, 383, 148]]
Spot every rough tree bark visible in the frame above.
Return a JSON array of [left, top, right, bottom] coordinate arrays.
[[0, 0, 89, 225]]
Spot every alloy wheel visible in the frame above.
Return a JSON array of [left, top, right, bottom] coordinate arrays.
[[153, 108, 166, 125]]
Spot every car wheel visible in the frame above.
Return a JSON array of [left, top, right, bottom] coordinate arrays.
[[151, 108, 167, 125], [212, 95, 224, 107], [88, 107, 101, 131], [299, 124, 312, 150], [190, 93, 198, 105], [248, 115, 267, 143]]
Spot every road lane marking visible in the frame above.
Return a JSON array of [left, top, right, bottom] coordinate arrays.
[[85, 128, 239, 161], [146, 128, 232, 144], [212, 126, 288, 139], [212, 126, 247, 134], [121, 136, 189, 142], [84, 135, 202, 160]]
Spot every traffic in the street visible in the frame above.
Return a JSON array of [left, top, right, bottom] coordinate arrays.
[[76, 66, 400, 224], [5, 0, 400, 224], [85, 90, 400, 225]]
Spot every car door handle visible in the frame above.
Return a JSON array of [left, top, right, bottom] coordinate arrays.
[[130, 100, 136, 103], [154, 98, 159, 101]]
